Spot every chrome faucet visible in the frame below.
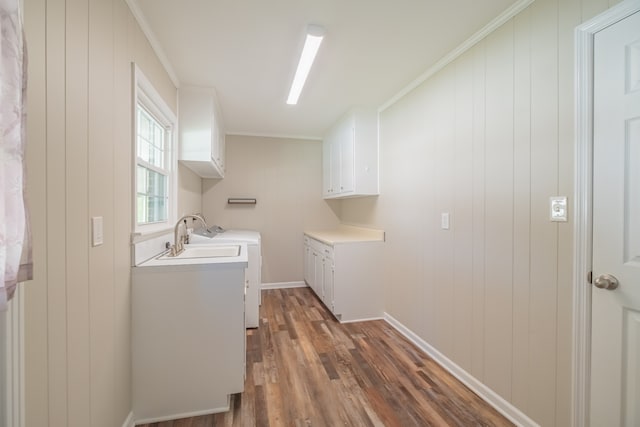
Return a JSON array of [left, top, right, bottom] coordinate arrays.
[[170, 214, 209, 256]]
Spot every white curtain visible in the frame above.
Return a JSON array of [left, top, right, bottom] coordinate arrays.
[[0, 0, 31, 312]]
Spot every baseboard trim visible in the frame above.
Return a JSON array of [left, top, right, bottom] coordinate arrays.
[[339, 316, 384, 324], [383, 312, 539, 427], [261, 281, 307, 290], [132, 401, 230, 426], [121, 411, 135, 427]]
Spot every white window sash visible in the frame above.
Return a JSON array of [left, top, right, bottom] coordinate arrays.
[[132, 63, 177, 236]]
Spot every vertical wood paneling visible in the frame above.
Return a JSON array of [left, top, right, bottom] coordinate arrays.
[[113, 0, 133, 421], [65, 0, 92, 424], [471, 40, 487, 382], [88, 0, 116, 424], [452, 51, 474, 372], [511, 7, 532, 413], [340, 0, 626, 425], [483, 21, 515, 400], [434, 70, 456, 356], [529, 0, 560, 424], [46, 0, 69, 425], [23, 0, 50, 424], [88, 0, 116, 426], [24, 0, 181, 425], [178, 164, 203, 215], [420, 85, 438, 342], [556, 0, 581, 426], [582, 0, 610, 21]]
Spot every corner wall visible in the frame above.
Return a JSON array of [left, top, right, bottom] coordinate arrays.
[[340, 0, 619, 425], [201, 135, 341, 284], [22, 0, 186, 425]]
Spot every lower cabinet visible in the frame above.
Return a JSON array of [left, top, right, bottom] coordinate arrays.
[[303, 236, 327, 302], [303, 234, 383, 322], [322, 252, 334, 313], [132, 263, 245, 422]]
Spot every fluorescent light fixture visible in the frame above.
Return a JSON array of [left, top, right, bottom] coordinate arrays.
[[286, 24, 325, 105]]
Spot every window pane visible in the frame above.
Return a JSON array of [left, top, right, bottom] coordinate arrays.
[[137, 105, 166, 170], [147, 196, 167, 223], [136, 166, 147, 194], [137, 194, 147, 224], [136, 165, 168, 224]]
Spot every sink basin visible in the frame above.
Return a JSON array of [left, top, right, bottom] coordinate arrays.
[[157, 245, 241, 260]]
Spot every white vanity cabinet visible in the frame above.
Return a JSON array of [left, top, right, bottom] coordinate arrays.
[[132, 256, 247, 422], [178, 86, 226, 178], [303, 231, 384, 322], [322, 108, 378, 199]]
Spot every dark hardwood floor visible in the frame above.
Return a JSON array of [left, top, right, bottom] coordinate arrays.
[[138, 287, 513, 427]]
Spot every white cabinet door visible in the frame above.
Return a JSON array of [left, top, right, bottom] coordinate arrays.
[[322, 138, 332, 197], [245, 245, 260, 328], [322, 108, 377, 199], [330, 134, 341, 195], [178, 86, 225, 178], [339, 122, 355, 194], [303, 239, 315, 290], [216, 124, 225, 173], [313, 250, 324, 298], [322, 254, 334, 313]]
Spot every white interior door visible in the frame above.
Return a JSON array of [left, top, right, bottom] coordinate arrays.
[[591, 10, 640, 426]]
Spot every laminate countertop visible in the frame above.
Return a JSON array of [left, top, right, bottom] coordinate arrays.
[[304, 225, 385, 245]]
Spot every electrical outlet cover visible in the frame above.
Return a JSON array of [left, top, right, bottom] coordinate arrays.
[[550, 197, 568, 222]]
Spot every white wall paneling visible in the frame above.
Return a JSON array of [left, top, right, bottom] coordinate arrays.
[[1, 288, 25, 427], [201, 135, 341, 284], [22, 0, 187, 425], [340, 0, 620, 424]]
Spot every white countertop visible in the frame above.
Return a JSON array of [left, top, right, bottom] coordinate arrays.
[[304, 225, 385, 245]]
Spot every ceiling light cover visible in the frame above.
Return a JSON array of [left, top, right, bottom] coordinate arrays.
[[286, 24, 325, 105]]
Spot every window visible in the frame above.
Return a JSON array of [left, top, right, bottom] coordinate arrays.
[[133, 64, 177, 234], [136, 105, 168, 224]]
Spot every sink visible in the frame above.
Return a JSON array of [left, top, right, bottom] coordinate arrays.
[[157, 245, 241, 260]]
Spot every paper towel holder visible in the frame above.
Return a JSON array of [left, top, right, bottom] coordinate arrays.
[[228, 198, 257, 205]]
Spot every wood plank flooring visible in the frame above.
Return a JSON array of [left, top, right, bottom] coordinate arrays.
[[138, 288, 513, 427]]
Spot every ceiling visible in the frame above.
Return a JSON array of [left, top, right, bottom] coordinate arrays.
[[132, 0, 517, 140]]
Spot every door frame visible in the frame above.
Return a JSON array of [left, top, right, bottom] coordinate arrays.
[[573, 1, 640, 426]]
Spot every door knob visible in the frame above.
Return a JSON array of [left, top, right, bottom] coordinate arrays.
[[594, 274, 619, 290]]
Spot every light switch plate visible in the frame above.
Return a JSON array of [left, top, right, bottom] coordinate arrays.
[[441, 212, 450, 230], [92, 216, 104, 246], [550, 197, 568, 222]]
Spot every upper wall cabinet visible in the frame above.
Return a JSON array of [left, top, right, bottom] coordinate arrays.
[[178, 86, 226, 179], [323, 108, 378, 199]]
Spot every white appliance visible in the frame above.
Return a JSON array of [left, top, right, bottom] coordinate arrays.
[[189, 230, 262, 328]]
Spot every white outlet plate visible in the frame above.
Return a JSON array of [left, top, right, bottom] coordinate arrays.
[[92, 216, 104, 246], [550, 197, 568, 222], [441, 212, 450, 230]]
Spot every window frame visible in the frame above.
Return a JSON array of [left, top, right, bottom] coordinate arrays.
[[132, 64, 178, 236]]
